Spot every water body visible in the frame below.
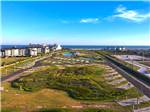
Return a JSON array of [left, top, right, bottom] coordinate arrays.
[[1, 45, 28, 49], [1, 45, 150, 50], [63, 45, 150, 50]]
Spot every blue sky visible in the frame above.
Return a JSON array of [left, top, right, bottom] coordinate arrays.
[[1, 1, 150, 45]]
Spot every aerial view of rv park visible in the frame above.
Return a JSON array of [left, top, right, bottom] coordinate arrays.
[[1, 1, 150, 112]]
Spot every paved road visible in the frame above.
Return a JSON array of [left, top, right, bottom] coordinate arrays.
[[118, 95, 150, 106], [126, 61, 150, 69], [1, 56, 50, 82], [108, 78, 126, 85], [126, 61, 150, 79], [134, 107, 150, 112], [101, 54, 150, 98], [117, 82, 134, 90]]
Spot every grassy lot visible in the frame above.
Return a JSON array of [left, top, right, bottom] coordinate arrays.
[[1, 81, 128, 112], [1, 57, 39, 76], [11, 65, 140, 101], [138, 61, 150, 67], [1, 108, 118, 112], [36, 108, 116, 112], [11, 66, 129, 101], [1, 51, 139, 112], [1, 82, 80, 111], [1, 57, 29, 66], [123, 62, 140, 71]]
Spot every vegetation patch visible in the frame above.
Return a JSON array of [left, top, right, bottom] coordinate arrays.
[[36, 108, 70, 112], [11, 66, 129, 101], [36, 108, 115, 112], [1, 108, 20, 112], [1, 57, 29, 66], [82, 108, 115, 112]]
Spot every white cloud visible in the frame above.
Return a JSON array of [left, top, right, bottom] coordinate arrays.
[[113, 5, 150, 22], [60, 18, 100, 24], [116, 5, 126, 13], [80, 18, 99, 23]]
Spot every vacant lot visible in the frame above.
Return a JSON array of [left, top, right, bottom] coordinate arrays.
[[138, 61, 150, 67], [1, 82, 80, 111], [1, 65, 130, 112], [1, 57, 38, 76], [2, 81, 126, 112], [1, 57, 29, 66], [2, 51, 144, 112], [11, 66, 130, 101]]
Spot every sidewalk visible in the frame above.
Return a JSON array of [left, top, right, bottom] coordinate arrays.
[[118, 96, 150, 106], [134, 106, 150, 112]]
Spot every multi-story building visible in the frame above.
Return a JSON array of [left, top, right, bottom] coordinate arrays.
[[5, 49, 12, 57], [11, 48, 19, 57], [0, 49, 5, 57], [19, 48, 29, 56], [0, 44, 62, 57], [29, 48, 38, 56], [37, 47, 43, 54]]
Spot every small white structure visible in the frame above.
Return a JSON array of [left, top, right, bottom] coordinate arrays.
[[56, 45, 62, 50], [119, 47, 126, 51], [44, 46, 50, 53]]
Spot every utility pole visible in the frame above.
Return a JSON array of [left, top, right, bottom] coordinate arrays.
[[130, 56, 134, 71], [136, 96, 139, 110], [132, 104, 134, 112], [136, 86, 141, 110], [13, 65, 15, 72], [132, 59, 133, 71], [142, 51, 144, 62], [6, 69, 7, 76]]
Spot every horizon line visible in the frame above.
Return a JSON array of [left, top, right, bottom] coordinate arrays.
[[1, 44, 150, 46]]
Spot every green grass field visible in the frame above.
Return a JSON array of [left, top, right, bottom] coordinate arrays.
[[1, 57, 29, 66], [1, 64, 131, 112], [2, 81, 127, 112], [1, 108, 117, 112], [11, 66, 130, 101], [1, 57, 38, 76], [138, 61, 150, 67]]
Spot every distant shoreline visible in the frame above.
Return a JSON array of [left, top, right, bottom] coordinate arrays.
[[1, 45, 150, 50]]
